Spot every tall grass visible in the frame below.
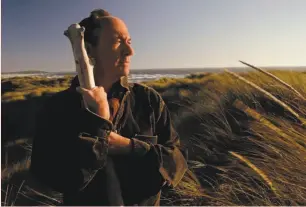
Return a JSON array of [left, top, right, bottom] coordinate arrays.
[[2, 69, 306, 205], [1, 76, 73, 102]]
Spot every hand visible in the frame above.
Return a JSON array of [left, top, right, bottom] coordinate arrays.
[[108, 132, 132, 155], [76, 86, 110, 120]]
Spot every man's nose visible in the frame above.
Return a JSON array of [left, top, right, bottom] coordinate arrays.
[[122, 42, 134, 57]]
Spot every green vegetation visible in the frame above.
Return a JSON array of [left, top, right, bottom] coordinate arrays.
[[1, 70, 306, 205], [1, 76, 73, 102]]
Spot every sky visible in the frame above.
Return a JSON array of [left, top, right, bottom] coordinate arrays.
[[1, 0, 306, 72]]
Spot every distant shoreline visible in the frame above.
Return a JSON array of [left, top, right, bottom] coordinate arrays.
[[2, 66, 306, 74]]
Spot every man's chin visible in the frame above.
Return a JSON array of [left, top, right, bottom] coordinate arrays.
[[118, 65, 130, 76]]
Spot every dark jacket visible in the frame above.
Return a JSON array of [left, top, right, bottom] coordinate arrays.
[[30, 76, 188, 206]]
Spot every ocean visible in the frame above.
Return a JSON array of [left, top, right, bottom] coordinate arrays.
[[2, 67, 305, 83], [1, 68, 220, 82]]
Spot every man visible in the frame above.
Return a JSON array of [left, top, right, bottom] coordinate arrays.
[[30, 9, 188, 206]]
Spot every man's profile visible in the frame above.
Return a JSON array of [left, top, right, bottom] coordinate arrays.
[[30, 9, 188, 206]]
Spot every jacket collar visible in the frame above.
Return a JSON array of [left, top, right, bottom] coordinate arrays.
[[118, 75, 130, 91]]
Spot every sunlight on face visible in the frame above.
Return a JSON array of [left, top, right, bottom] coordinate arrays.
[[93, 17, 134, 79]]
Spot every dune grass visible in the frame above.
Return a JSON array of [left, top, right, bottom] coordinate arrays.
[[1, 76, 73, 102], [1, 69, 306, 205]]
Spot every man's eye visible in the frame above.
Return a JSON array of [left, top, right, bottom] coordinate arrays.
[[114, 38, 131, 45], [113, 38, 121, 44]]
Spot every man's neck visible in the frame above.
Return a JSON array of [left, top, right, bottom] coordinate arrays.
[[95, 76, 119, 93]]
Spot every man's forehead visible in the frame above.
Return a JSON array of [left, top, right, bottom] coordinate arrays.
[[99, 17, 130, 37]]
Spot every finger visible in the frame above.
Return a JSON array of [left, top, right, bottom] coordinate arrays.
[[91, 86, 103, 92], [76, 87, 89, 93]]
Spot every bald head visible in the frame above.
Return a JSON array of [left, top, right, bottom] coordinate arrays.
[[96, 17, 130, 43], [78, 9, 134, 83], [97, 16, 126, 30]]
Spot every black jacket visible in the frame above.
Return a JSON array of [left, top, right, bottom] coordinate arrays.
[[30, 76, 188, 206]]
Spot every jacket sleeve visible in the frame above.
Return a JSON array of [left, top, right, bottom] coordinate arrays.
[[128, 88, 188, 191], [30, 98, 113, 194]]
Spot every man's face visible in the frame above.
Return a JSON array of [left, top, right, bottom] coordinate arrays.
[[92, 17, 134, 79]]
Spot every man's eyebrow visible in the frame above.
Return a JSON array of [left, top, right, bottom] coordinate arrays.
[[113, 33, 131, 40], [113, 34, 132, 41], [111, 34, 120, 38]]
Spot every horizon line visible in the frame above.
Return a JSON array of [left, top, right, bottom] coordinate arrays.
[[2, 65, 306, 74]]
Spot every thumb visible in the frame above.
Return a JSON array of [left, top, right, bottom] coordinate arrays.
[[76, 86, 87, 94]]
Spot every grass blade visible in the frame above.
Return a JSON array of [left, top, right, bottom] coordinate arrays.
[[239, 60, 305, 101], [225, 69, 305, 125]]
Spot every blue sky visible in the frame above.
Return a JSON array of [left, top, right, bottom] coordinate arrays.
[[2, 0, 306, 72]]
